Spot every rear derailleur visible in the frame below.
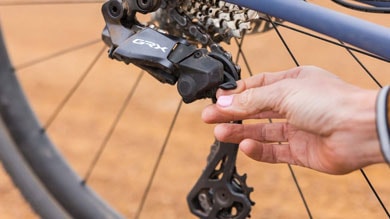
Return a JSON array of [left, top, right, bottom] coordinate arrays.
[[101, 0, 254, 218]]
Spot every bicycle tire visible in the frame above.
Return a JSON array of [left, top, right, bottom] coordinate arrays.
[[0, 117, 70, 219], [0, 28, 123, 219]]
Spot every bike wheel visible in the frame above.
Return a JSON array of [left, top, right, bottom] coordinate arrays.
[[0, 1, 389, 219]]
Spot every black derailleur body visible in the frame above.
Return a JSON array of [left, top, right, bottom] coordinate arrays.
[[101, 0, 238, 103], [101, 1, 254, 218]]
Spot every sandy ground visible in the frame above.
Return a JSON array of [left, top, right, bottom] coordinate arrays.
[[0, 1, 390, 218]]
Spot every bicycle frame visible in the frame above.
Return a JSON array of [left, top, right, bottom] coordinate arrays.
[[226, 0, 390, 61]]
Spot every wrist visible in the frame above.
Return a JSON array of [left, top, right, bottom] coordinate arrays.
[[355, 89, 384, 164], [337, 88, 384, 167]]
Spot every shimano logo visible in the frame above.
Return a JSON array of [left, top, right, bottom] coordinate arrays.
[[132, 39, 168, 53]]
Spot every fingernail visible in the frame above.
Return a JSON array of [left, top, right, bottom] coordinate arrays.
[[217, 95, 233, 107]]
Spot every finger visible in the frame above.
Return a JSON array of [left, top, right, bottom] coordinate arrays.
[[216, 67, 304, 97], [216, 65, 337, 98], [202, 103, 285, 123], [205, 66, 321, 123], [257, 110, 284, 119], [213, 82, 289, 121], [203, 67, 321, 124], [214, 123, 290, 143], [239, 139, 296, 164]]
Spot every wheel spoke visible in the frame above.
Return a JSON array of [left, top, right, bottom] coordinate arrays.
[[233, 16, 315, 218], [258, 17, 389, 63], [341, 41, 383, 88], [234, 35, 254, 76], [16, 39, 101, 71], [339, 41, 388, 215], [234, 15, 315, 218], [288, 164, 313, 219], [267, 15, 299, 66], [82, 70, 145, 183], [42, 45, 106, 131], [267, 15, 314, 219], [265, 6, 390, 218], [134, 100, 183, 219], [360, 169, 390, 217]]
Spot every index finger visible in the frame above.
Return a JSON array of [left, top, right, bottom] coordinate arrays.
[[217, 66, 304, 97]]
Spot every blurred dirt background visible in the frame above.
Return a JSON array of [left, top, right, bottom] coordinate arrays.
[[0, 1, 390, 218]]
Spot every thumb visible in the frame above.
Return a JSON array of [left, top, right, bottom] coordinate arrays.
[[215, 82, 288, 119]]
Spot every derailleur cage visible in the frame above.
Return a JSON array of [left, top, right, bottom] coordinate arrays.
[[187, 141, 255, 219]]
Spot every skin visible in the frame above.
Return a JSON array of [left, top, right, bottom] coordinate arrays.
[[202, 66, 385, 175]]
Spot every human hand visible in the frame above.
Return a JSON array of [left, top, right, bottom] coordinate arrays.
[[202, 66, 385, 174]]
